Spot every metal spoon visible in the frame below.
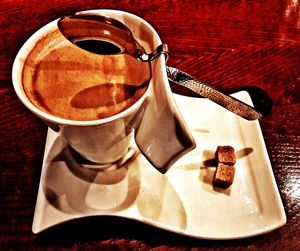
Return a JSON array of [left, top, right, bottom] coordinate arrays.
[[58, 12, 261, 120]]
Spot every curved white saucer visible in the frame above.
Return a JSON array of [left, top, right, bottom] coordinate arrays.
[[32, 91, 286, 239]]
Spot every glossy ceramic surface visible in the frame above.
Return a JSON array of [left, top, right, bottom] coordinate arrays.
[[32, 92, 286, 239]]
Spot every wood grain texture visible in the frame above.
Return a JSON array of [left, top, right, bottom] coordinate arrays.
[[1, 0, 299, 250]]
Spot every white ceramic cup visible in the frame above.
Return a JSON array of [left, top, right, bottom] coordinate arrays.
[[12, 9, 195, 173]]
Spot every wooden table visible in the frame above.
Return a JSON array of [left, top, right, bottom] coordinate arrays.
[[1, 0, 299, 250]]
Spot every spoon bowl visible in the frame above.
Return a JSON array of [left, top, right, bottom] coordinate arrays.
[[58, 12, 168, 62]]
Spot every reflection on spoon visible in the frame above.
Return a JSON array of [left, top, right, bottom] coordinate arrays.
[[75, 39, 122, 55]]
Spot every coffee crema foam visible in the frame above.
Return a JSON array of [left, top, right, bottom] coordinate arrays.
[[22, 28, 151, 121]]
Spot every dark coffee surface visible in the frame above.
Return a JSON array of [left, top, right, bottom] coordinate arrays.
[[22, 29, 150, 120]]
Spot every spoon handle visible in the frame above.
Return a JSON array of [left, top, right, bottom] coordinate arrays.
[[166, 66, 262, 121]]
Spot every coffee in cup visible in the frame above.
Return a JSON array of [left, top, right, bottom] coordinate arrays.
[[22, 28, 151, 121]]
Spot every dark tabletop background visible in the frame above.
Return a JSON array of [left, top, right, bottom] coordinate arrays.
[[1, 0, 299, 250]]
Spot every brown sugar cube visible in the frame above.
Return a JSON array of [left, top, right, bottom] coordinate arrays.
[[213, 163, 235, 188], [216, 146, 236, 164]]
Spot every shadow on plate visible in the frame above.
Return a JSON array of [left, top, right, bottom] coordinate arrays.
[[42, 136, 141, 214], [237, 86, 273, 115]]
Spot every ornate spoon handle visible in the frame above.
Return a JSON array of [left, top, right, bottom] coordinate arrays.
[[166, 66, 262, 121]]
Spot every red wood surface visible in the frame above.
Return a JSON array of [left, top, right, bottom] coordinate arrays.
[[1, 0, 299, 250]]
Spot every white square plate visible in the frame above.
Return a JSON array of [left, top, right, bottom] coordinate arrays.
[[32, 91, 286, 239]]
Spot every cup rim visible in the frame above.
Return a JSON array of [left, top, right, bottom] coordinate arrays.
[[12, 9, 161, 126]]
